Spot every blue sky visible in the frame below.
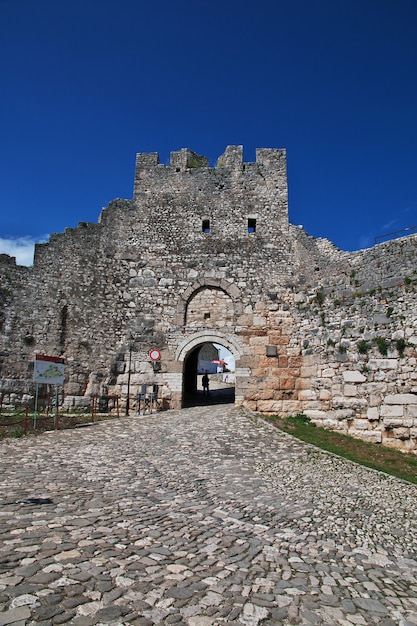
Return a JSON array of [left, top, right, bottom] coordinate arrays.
[[1, 0, 416, 264]]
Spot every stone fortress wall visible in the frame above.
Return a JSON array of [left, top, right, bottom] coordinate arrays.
[[0, 145, 416, 452]]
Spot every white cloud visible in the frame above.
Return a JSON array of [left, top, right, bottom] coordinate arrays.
[[381, 219, 397, 232], [357, 234, 373, 250], [0, 235, 49, 266]]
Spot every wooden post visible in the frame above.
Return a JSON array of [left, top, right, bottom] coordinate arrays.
[[126, 347, 132, 416], [24, 405, 28, 435], [46, 386, 51, 416], [34, 383, 39, 430]]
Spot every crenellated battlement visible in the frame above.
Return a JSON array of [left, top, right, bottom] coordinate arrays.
[[170, 149, 209, 171], [133, 145, 288, 224], [135, 145, 286, 174]]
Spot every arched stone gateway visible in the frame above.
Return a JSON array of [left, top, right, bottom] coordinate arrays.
[[1, 145, 417, 451], [176, 331, 243, 408]]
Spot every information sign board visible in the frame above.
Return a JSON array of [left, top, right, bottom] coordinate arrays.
[[34, 354, 65, 385]]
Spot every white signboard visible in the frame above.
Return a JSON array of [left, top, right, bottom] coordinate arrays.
[[34, 354, 65, 385]]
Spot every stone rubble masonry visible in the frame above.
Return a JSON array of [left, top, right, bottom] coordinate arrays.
[[0, 145, 417, 452]]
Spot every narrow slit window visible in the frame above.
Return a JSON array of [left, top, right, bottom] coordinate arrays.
[[248, 218, 256, 233], [202, 219, 210, 233]]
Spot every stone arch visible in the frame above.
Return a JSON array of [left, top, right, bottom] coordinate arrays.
[[185, 287, 234, 327], [178, 279, 243, 326], [176, 330, 243, 363]]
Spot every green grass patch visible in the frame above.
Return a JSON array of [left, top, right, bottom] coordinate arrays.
[[263, 414, 417, 484]]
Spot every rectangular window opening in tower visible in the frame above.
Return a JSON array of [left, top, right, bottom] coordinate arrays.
[[248, 218, 256, 233], [202, 219, 210, 233]]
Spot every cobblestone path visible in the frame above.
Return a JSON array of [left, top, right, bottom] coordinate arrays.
[[1, 405, 417, 626]]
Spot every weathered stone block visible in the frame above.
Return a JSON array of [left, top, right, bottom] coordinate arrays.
[[280, 376, 295, 390], [301, 400, 321, 410], [321, 368, 335, 378], [332, 396, 367, 410], [252, 367, 268, 377], [331, 409, 355, 421], [392, 427, 410, 440], [298, 390, 317, 401], [369, 394, 382, 407], [269, 335, 290, 345], [383, 417, 413, 428], [406, 405, 417, 418], [380, 405, 404, 417], [257, 390, 274, 401], [367, 407, 379, 421], [269, 377, 282, 391], [278, 355, 288, 368], [295, 377, 311, 390], [65, 383, 82, 395], [250, 335, 269, 346], [349, 429, 382, 443], [319, 389, 331, 400], [304, 409, 327, 420], [384, 393, 417, 405], [344, 384, 358, 397], [322, 417, 339, 429], [342, 370, 367, 383], [299, 365, 316, 378], [368, 359, 398, 370], [281, 400, 302, 415], [257, 400, 282, 413]]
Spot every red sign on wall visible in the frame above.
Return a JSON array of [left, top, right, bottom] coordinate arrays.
[[149, 349, 161, 362]]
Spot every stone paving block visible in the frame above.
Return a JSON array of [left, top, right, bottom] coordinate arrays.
[[0, 606, 31, 626]]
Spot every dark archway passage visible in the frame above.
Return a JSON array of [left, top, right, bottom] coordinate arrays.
[[183, 346, 199, 399], [183, 343, 235, 407]]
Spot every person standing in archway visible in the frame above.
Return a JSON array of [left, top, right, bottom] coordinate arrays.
[[202, 371, 209, 396]]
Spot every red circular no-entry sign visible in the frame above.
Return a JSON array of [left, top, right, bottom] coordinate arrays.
[[149, 349, 161, 362]]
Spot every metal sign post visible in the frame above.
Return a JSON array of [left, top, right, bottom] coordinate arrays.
[[54, 384, 59, 429], [149, 350, 161, 410]]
